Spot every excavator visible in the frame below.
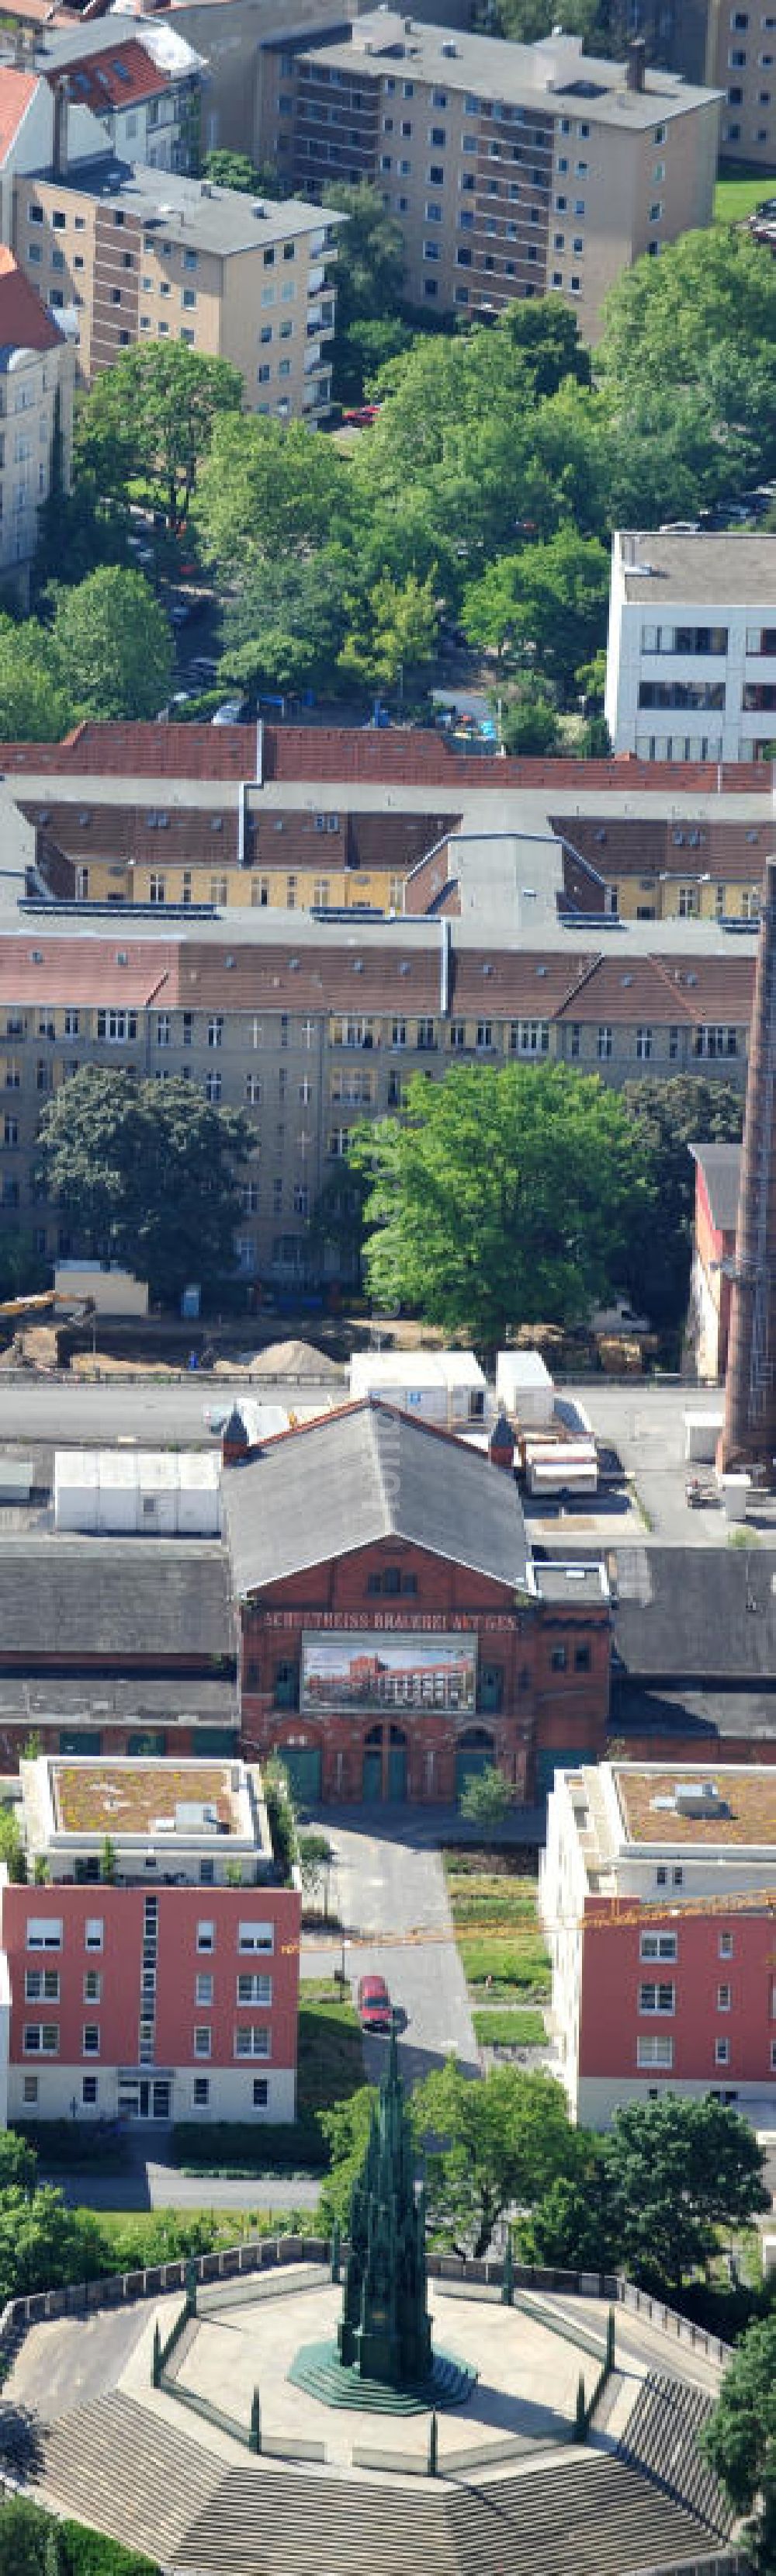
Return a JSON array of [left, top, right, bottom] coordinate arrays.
[[0, 1287, 96, 1366]]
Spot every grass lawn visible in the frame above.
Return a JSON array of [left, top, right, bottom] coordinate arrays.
[[472, 2007, 546, 2047], [296, 1987, 363, 2119], [715, 164, 774, 222], [443, 1852, 552, 2000]]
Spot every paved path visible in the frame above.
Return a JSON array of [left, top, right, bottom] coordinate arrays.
[[39, 2159, 324, 2213], [314, 1807, 478, 2088], [0, 1376, 338, 1446]]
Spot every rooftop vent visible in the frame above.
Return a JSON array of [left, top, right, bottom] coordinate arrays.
[[353, 958, 364, 972], [621, 973, 633, 987], [399, 960, 411, 974], [29, 950, 43, 964], [289, 955, 300, 970], [674, 1779, 729, 1818], [536, 963, 547, 977], [225, 954, 235, 969]]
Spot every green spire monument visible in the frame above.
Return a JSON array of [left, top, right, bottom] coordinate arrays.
[[289, 2026, 476, 2415], [337, 2023, 432, 2386]]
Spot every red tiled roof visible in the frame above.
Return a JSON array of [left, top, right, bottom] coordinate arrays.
[[0, 724, 772, 793], [0, 68, 40, 165], [554, 952, 755, 1026], [0, 247, 63, 354], [58, 38, 169, 114], [0, 935, 178, 1008]]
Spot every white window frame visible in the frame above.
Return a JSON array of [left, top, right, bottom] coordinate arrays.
[[639, 1981, 675, 2015], [639, 1932, 677, 1963], [82, 2025, 100, 2057], [234, 2025, 271, 2058], [715, 2036, 730, 2067], [717, 1983, 731, 2011], [194, 2026, 212, 2058], [237, 1921, 274, 1954], [26, 1918, 62, 1951], [719, 1931, 733, 1958], [85, 1918, 103, 1952], [23, 2023, 59, 2054], [637, 2034, 673, 2069], [237, 1972, 272, 2005], [196, 1972, 214, 2005], [25, 1967, 60, 2001]]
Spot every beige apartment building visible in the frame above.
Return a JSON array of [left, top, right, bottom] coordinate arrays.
[[14, 152, 343, 415], [622, 0, 776, 170], [0, 908, 755, 1287], [259, 13, 722, 339]]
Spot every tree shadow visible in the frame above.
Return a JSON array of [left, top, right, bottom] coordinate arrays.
[[0, 2400, 46, 2482]]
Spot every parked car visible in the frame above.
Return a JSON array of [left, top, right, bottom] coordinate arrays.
[[357, 1974, 393, 2033], [342, 403, 381, 427], [211, 699, 248, 726]]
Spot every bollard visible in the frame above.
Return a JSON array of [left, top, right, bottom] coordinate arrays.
[[606, 2307, 615, 2371], [428, 2411, 438, 2477], [249, 2387, 262, 2455], [331, 2220, 341, 2286], [151, 2321, 161, 2389], [573, 2372, 587, 2442], [501, 2231, 514, 2307], [185, 2257, 198, 2321]]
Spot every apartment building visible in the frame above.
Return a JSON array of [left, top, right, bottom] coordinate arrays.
[[0, 245, 74, 602], [259, 12, 722, 340], [0, 909, 757, 1286], [15, 147, 343, 414], [624, 0, 776, 169], [606, 531, 776, 764], [541, 1759, 776, 2125], [0, 1753, 300, 2124], [19, 790, 454, 913]]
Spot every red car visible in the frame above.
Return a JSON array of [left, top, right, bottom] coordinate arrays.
[[358, 1974, 393, 2033], [342, 403, 381, 428]]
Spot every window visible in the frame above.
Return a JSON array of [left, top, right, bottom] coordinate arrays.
[[551, 1645, 567, 1672], [717, 1983, 731, 2011], [25, 1969, 59, 2001], [23, 2075, 39, 2104], [84, 1970, 102, 2002], [598, 1026, 612, 1060], [238, 1921, 274, 1953], [197, 1921, 214, 1953], [205, 1071, 221, 1105], [24, 2024, 59, 2054], [417, 1017, 435, 1050], [182, 287, 197, 311], [637, 2035, 673, 2068], [639, 1982, 675, 2014], [574, 1644, 591, 1672], [719, 1932, 734, 1958], [511, 1019, 549, 1057], [715, 2037, 730, 2067], [194, 2077, 210, 2107], [234, 2026, 271, 2057], [194, 2027, 212, 2058], [636, 1026, 653, 1061], [196, 1973, 213, 2005], [82, 2075, 98, 2107], [26, 1918, 62, 1951], [83, 2026, 100, 2057], [237, 1972, 272, 2005], [640, 1932, 677, 1962], [97, 1011, 137, 1043], [476, 1021, 493, 1051], [253, 2077, 268, 2107]]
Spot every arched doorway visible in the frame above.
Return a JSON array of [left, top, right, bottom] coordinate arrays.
[[362, 1724, 383, 1804], [456, 1724, 495, 1804]]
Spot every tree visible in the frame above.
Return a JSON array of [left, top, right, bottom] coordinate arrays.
[[78, 343, 243, 529], [0, 614, 71, 741], [319, 2086, 377, 2233], [0, 1800, 27, 1882], [604, 2094, 769, 2302], [297, 1831, 334, 1908], [339, 570, 438, 693], [497, 689, 563, 755], [702, 2314, 776, 2572], [414, 2060, 575, 2257], [36, 1068, 255, 1306], [622, 1074, 744, 1329], [203, 148, 281, 196], [0, 1227, 50, 1303], [599, 227, 776, 497], [325, 184, 405, 402], [196, 413, 347, 577], [519, 2158, 616, 2273], [462, 526, 610, 696], [50, 569, 173, 722], [348, 1063, 652, 1352], [0, 2498, 61, 2576], [458, 1766, 516, 1828], [220, 547, 350, 698], [501, 295, 591, 398]]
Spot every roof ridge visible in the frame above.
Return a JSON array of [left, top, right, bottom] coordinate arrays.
[[370, 1397, 397, 1536]]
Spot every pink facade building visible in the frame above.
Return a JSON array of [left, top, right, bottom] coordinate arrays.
[[541, 1761, 776, 2126], [0, 1758, 300, 2127]]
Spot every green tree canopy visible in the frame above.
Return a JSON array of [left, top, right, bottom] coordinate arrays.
[[326, 182, 405, 402], [78, 342, 243, 528], [36, 1068, 255, 1304], [497, 687, 563, 754], [501, 294, 592, 398], [605, 2094, 768, 2301], [49, 568, 173, 722], [463, 525, 609, 695], [599, 227, 776, 492], [0, 2498, 63, 2576], [458, 1766, 516, 1828], [348, 1062, 652, 1349], [196, 412, 347, 578], [622, 1074, 744, 1328], [220, 547, 350, 697], [0, 614, 71, 741], [339, 569, 438, 692], [202, 148, 281, 196], [414, 2060, 575, 2257], [703, 2314, 776, 2571]]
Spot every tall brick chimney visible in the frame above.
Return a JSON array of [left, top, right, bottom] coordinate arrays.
[[719, 855, 776, 1470]]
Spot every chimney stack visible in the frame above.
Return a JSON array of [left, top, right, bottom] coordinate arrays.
[[625, 36, 646, 91], [52, 78, 69, 181], [489, 1412, 515, 1473], [719, 855, 776, 1470]]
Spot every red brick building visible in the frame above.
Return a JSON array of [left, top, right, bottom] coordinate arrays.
[[223, 1401, 610, 1806], [689, 1140, 741, 1383]]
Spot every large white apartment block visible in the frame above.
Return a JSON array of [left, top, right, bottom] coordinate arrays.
[[605, 530, 776, 764]]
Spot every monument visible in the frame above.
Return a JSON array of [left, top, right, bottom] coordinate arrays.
[[289, 2027, 476, 2412]]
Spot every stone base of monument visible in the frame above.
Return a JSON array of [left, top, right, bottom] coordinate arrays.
[[288, 2336, 477, 2414]]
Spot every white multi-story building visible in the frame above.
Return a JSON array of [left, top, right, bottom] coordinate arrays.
[[605, 530, 776, 764], [0, 242, 74, 604]]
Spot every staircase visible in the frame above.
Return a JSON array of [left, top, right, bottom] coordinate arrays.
[[618, 2373, 735, 2536], [33, 2391, 225, 2564]]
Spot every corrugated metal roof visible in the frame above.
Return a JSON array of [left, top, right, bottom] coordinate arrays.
[[223, 1399, 530, 1595]]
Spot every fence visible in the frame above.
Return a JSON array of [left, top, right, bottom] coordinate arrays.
[[614, 2279, 733, 2371]]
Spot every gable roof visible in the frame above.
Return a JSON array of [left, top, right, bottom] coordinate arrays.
[[611, 1544, 776, 1682], [58, 38, 170, 113], [223, 1399, 530, 1595], [0, 66, 40, 165], [0, 246, 63, 356]]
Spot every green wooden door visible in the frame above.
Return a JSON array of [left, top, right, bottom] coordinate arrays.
[[387, 1743, 407, 1801], [456, 1745, 493, 1801], [362, 1748, 383, 1802], [282, 1745, 322, 1805]]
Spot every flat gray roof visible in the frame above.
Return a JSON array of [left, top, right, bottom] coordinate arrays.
[[300, 12, 721, 127], [49, 157, 344, 255], [621, 533, 776, 607]]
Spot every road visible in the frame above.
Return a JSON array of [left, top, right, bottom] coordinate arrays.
[[0, 1378, 338, 1446], [320, 1807, 477, 2090], [40, 2158, 324, 2214]]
